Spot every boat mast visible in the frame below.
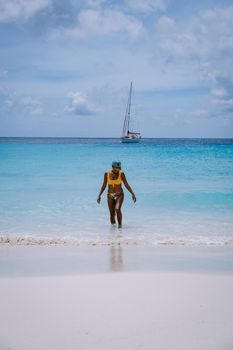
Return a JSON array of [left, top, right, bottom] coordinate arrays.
[[127, 82, 132, 134], [122, 82, 132, 137]]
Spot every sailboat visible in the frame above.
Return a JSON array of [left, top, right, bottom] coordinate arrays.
[[121, 82, 141, 143]]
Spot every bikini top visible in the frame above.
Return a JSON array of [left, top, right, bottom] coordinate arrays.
[[107, 170, 122, 186]]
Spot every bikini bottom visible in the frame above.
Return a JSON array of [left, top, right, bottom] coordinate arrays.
[[107, 192, 123, 201]]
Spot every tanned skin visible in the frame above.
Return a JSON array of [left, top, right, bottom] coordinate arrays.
[[97, 167, 136, 228]]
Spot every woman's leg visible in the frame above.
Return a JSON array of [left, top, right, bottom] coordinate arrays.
[[107, 194, 116, 224], [115, 194, 124, 228]]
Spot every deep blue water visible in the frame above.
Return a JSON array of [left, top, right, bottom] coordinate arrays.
[[0, 138, 233, 245]]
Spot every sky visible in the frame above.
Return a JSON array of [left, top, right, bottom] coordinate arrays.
[[0, 0, 233, 137]]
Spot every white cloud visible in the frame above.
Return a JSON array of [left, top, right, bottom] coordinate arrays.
[[154, 7, 233, 59], [0, 0, 51, 22], [211, 87, 227, 99], [64, 91, 94, 115], [54, 9, 144, 40], [210, 76, 233, 114], [84, 0, 107, 8], [20, 95, 43, 115], [213, 98, 233, 110], [0, 87, 43, 115], [125, 0, 166, 13]]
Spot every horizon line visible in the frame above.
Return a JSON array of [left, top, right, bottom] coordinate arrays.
[[0, 136, 233, 139]]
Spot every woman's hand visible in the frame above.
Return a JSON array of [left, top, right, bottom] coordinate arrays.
[[97, 195, 101, 204], [132, 194, 136, 203]]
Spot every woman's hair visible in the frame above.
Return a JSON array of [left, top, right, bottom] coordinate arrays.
[[112, 161, 121, 169]]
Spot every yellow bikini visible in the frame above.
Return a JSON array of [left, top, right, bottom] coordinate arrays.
[[107, 170, 122, 185], [107, 171, 123, 200]]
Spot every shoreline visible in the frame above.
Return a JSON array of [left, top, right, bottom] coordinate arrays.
[[1, 244, 233, 277], [1, 233, 233, 247]]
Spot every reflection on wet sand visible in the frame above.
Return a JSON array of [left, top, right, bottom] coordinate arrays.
[[109, 244, 124, 272]]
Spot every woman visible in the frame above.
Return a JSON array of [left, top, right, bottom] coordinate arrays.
[[97, 161, 136, 228]]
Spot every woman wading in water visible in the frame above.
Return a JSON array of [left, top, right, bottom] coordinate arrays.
[[97, 161, 136, 228]]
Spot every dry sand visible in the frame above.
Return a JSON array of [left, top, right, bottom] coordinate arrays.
[[1, 270, 233, 350]]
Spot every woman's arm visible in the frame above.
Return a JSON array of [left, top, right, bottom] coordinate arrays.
[[97, 172, 107, 203], [121, 172, 136, 202]]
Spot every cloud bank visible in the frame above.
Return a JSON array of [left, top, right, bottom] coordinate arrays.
[[0, 87, 43, 116], [125, 0, 167, 13], [52, 8, 144, 40], [0, 0, 51, 22]]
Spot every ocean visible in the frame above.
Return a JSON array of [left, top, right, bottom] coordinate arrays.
[[0, 137, 233, 246]]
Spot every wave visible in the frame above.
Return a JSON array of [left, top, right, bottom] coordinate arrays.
[[0, 234, 233, 247]]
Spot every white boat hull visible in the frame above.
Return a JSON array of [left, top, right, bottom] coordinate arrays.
[[121, 137, 141, 143]]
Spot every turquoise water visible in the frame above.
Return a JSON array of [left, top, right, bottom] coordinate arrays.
[[0, 138, 233, 245]]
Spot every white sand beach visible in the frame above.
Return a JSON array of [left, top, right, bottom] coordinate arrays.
[[0, 245, 233, 350]]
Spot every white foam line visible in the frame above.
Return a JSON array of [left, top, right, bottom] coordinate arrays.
[[0, 235, 141, 246], [0, 235, 233, 247]]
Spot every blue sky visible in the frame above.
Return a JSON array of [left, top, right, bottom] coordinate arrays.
[[0, 0, 233, 137]]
